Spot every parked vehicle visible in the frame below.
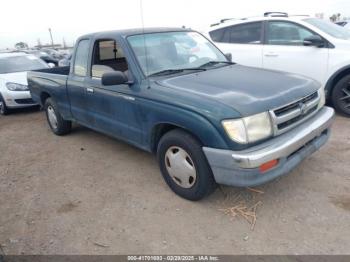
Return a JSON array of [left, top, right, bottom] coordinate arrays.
[[41, 48, 65, 60], [58, 54, 71, 67], [28, 28, 334, 200], [23, 50, 59, 66], [206, 12, 350, 116], [0, 53, 49, 115], [57, 49, 72, 58]]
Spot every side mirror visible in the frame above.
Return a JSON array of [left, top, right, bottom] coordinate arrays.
[[303, 35, 325, 48], [225, 53, 232, 62], [48, 63, 55, 68], [102, 71, 128, 86]]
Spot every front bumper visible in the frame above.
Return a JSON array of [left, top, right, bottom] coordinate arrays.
[[1, 90, 37, 108], [203, 106, 335, 187]]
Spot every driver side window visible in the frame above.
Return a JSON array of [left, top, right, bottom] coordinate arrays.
[[91, 39, 129, 78], [267, 21, 316, 46]]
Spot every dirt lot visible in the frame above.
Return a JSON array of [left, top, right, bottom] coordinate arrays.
[[0, 109, 349, 255]]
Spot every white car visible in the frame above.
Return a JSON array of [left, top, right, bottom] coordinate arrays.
[[206, 12, 350, 116], [0, 53, 49, 115]]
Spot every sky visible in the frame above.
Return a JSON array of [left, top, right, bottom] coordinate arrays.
[[1, 0, 350, 49]]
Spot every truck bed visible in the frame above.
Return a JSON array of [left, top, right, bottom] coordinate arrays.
[[27, 66, 71, 119]]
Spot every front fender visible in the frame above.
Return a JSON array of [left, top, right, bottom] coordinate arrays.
[[139, 98, 229, 150]]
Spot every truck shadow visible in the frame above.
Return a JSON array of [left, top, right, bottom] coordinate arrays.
[[0, 105, 41, 116], [67, 121, 322, 207]]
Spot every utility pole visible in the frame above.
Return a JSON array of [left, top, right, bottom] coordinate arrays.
[[48, 28, 54, 48]]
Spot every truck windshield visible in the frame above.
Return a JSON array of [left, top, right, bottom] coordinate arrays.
[[127, 31, 228, 76], [304, 18, 350, 40], [0, 55, 48, 74]]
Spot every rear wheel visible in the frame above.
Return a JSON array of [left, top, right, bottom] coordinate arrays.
[[0, 95, 9, 115], [157, 129, 217, 201], [44, 98, 72, 135], [331, 75, 350, 116]]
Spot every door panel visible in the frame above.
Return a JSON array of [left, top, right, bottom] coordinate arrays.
[[84, 77, 142, 144], [83, 38, 143, 144], [263, 45, 328, 83], [216, 42, 263, 68], [263, 21, 329, 84]]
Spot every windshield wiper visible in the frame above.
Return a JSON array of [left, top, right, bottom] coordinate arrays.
[[149, 68, 206, 77], [198, 61, 235, 69]]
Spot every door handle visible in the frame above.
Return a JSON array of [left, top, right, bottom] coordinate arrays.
[[86, 87, 94, 93], [265, 53, 279, 57]]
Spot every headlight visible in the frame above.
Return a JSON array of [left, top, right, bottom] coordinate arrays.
[[222, 112, 272, 144], [317, 87, 325, 109], [6, 82, 29, 91]]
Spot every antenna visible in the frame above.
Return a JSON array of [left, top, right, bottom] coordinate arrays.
[[139, 0, 150, 88]]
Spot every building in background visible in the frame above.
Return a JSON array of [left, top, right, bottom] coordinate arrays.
[[315, 13, 324, 19]]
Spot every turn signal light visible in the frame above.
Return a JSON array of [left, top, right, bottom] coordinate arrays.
[[259, 159, 279, 173]]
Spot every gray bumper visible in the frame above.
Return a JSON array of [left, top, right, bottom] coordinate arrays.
[[203, 106, 335, 187]]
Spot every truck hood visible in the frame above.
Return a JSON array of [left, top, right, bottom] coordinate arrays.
[[0, 72, 28, 85], [157, 65, 320, 116]]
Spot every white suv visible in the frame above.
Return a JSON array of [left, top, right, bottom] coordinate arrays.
[[206, 12, 350, 116]]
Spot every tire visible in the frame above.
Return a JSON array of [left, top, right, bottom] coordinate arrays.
[[0, 94, 9, 115], [44, 97, 71, 135], [331, 75, 350, 117], [157, 129, 217, 201]]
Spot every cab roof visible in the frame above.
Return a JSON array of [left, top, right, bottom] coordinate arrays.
[[79, 27, 192, 39]]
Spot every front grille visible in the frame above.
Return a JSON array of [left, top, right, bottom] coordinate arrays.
[[15, 98, 35, 105], [274, 92, 318, 116], [277, 105, 318, 130], [270, 91, 320, 135]]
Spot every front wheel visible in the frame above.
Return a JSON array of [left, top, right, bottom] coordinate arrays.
[[0, 95, 9, 115], [331, 75, 350, 117], [157, 129, 217, 201], [44, 98, 72, 135]]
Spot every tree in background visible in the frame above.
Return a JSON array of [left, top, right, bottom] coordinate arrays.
[[330, 13, 342, 22], [14, 42, 29, 49]]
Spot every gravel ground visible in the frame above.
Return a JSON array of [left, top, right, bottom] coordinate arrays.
[[0, 109, 349, 255]]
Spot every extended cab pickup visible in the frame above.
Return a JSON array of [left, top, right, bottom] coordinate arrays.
[[28, 28, 335, 200]]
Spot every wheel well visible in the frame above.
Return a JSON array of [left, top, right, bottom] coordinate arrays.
[[327, 68, 350, 97], [151, 123, 202, 153], [40, 92, 51, 106]]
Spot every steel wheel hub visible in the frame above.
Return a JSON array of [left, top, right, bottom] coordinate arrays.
[[47, 106, 58, 129], [165, 146, 197, 189]]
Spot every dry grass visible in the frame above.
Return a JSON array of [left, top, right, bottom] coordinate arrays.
[[218, 187, 264, 230]]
